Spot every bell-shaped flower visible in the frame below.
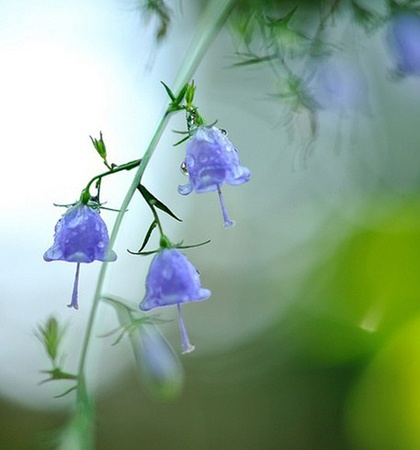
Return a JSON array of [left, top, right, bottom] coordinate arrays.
[[309, 58, 369, 114], [134, 324, 184, 400], [139, 248, 211, 353], [178, 126, 251, 227], [388, 13, 420, 77], [44, 202, 117, 309]]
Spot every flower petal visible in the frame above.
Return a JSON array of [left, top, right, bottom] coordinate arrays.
[[139, 248, 211, 311]]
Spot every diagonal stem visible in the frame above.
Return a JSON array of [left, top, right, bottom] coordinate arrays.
[[75, 0, 237, 421]]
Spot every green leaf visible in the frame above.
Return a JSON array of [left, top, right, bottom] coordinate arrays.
[[173, 134, 190, 146], [127, 248, 161, 256], [54, 385, 78, 399], [36, 316, 66, 364], [144, 0, 172, 41], [185, 81, 196, 105], [137, 184, 182, 222], [351, 1, 385, 33], [161, 81, 176, 101], [40, 368, 78, 384], [101, 295, 138, 313], [175, 83, 189, 105], [176, 239, 211, 250], [138, 220, 158, 253], [233, 52, 275, 67]]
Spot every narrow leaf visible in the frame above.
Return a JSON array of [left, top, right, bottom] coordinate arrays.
[[173, 135, 190, 146], [161, 81, 176, 101], [176, 239, 211, 250], [127, 248, 161, 256], [138, 184, 182, 221], [55, 385, 78, 399], [185, 82, 196, 105], [175, 83, 189, 105], [233, 53, 275, 67], [139, 220, 158, 253], [351, 2, 384, 33]]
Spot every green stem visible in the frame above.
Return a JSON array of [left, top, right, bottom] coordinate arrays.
[[75, 0, 236, 439], [76, 111, 172, 388], [81, 158, 142, 203], [149, 204, 164, 236]]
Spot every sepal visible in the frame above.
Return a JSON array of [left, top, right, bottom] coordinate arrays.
[[161, 81, 189, 113]]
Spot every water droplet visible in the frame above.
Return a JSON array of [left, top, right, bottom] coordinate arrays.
[[180, 161, 188, 175], [162, 267, 173, 279]]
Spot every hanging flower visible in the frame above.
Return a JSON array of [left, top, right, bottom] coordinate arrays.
[[178, 126, 251, 227], [139, 248, 211, 353], [388, 12, 420, 77], [134, 324, 184, 400], [309, 58, 369, 114], [44, 202, 117, 309]]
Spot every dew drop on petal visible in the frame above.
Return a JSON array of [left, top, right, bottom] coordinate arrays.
[[162, 267, 173, 280], [180, 161, 188, 175]]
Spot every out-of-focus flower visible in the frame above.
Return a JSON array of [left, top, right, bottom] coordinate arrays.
[[139, 248, 211, 353], [309, 58, 369, 113], [134, 324, 184, 400], [388, 13, 420, 77], [44, 202, 117, 309], [178, 126, 251, 227]]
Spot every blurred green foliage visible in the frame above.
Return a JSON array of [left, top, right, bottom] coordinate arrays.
[[2, 1, 420, 449], [3, 198, 420, 450]]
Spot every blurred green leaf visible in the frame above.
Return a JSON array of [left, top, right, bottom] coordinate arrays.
[[36, 316, 65, 365]]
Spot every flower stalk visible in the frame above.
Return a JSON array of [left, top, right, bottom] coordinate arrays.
[[73, 1, 237, 446]]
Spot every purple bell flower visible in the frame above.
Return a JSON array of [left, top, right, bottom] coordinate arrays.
[[178, 126, 251, 227], [388, 13, 420, 77], [309, 58, 368, 113], [44, 202, 117, 309], [139, 248, 211, 353]]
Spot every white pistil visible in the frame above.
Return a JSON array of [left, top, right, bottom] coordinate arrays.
[[177, 304, 195, 354], [217, 185, 235, 228], [68, 263, 81, 310]]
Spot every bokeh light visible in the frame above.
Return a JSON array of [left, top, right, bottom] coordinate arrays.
[[2, 1, 420, 450]]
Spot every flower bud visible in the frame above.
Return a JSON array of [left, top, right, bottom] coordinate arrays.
[[309, 58, 368, 113], [134, 325, 184, 400]]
